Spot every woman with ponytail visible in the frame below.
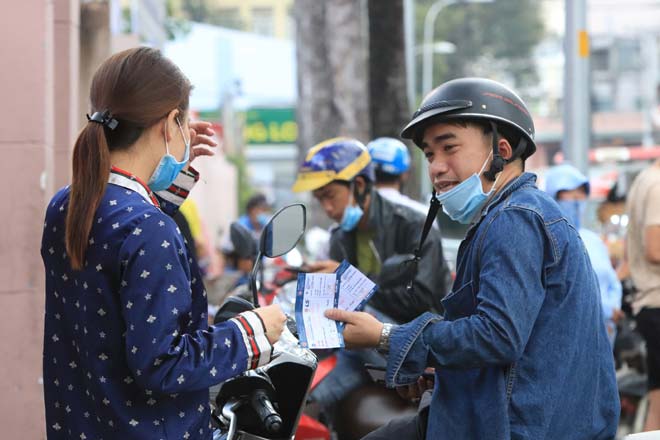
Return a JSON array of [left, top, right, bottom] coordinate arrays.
[[41, 47, 286, 439]]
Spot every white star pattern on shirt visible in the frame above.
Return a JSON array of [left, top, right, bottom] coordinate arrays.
[[167, 285, 177, 293], [176, 375, 185, 384], [129, 419, 138, 427], [161, 240, 170, 248], [145, 293, 152, 300], [138, 249, 146, 256], [140, 270, 150, 279], [210, 367, 217, 377], [99, 376, 106, 383], [172, 307, 178, 315], [95, 264, 102, 272], [48, 247, 54, 254], [109, 200, 117, 206], [224, 338, 231, 348], [97, 308, 106, 316], [146, 315, 156, 324], [158, 220, 165, 227], [126, 206, 133, 212], [133, 227, 142, 236], [98, 353, 108, 361], [166, 263, 172, 270], [112, 222, 119, 229]]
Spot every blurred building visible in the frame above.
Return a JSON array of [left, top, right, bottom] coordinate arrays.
[[208, 0, 294, 39], [165, 22, 300, 212], [531, 0, 660, 173]]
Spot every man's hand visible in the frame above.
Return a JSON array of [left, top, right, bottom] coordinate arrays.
[[306, 260, 341, 273], [252, 304, 287, 345], [396, 369, 435, 402], [188, 120, 218, 162], [324, 309, 382, 349]]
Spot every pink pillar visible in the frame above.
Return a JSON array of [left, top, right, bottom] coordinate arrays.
[[0, 0, 79, 437]]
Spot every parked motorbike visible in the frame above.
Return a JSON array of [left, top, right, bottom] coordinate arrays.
[[211, 203, 324, 440]]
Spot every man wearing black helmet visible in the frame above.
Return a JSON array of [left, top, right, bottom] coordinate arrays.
[[326, 78, 619, 439]]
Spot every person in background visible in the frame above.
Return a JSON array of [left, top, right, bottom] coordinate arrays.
[[291, 137, 450, 421], [544, 164, 623, 345], [367, 137, 430, 216], [626, 158, 660, 431], [238, 193, 271, 240]]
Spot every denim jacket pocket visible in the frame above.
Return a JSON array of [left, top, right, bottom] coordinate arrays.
[[441, 280, 476, 320]]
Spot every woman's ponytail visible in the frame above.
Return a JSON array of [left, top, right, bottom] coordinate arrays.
[[65, 123, 110, 270]]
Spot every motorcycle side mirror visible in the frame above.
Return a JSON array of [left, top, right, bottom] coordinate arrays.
[[379, 253, 417, 288], [214, 296, 255, 324], [260, 204, 306, 258], [251, 204, 307, 307]]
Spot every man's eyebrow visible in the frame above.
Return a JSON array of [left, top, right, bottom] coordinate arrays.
[[422, 132, 457, 149]]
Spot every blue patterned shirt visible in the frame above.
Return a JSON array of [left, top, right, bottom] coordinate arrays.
[[41, 167, 272, 439]]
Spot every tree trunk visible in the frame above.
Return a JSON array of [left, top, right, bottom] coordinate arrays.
[[367, 0, 420, 198], [293, 0, 370, 158]]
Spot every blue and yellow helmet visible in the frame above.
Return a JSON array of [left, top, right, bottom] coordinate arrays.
[[292, 137, 374, 192]]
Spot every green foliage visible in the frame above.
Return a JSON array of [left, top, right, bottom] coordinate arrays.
[[415, 0, 545, 98]]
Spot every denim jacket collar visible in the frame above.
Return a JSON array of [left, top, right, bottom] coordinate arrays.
[[466, 172, 537, 235]]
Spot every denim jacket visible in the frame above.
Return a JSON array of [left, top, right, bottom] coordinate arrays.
[[386, 173, 619, 440]]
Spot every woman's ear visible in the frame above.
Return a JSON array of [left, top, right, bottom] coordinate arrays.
[[163, 108, 180, 142]]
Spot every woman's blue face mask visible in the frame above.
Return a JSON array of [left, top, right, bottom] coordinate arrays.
[[148, 117, 190, 192]]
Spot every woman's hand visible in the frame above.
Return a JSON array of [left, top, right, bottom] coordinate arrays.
[[324, 309, 383, 349], [253, 304, 287, 345], [188, 120, 218, 162]]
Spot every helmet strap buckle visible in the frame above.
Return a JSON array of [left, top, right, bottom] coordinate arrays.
[[484, 122, 505, 181]]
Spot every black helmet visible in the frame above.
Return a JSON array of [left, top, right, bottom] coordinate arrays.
[[401, 78, 536, 180]]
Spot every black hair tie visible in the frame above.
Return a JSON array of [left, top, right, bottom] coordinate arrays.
[[86, 110, 118, 130]]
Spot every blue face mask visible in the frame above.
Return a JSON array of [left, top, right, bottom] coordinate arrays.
[[257, 213, 270, 227], [148, 117, 190, 191], [557, 199, 586, 229], [436, 153, 499, 224], [339, 186, 364, 231]]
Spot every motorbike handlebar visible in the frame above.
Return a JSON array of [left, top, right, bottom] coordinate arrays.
[[250, 389, 283, 434]]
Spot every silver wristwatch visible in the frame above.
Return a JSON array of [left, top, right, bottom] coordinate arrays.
[[377, 323, 395, 353]]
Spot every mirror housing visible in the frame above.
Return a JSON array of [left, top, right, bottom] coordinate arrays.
[[260, 204, 306, 258]]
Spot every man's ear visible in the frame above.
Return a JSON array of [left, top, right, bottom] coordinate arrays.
[[497, 137, 514, 161], [354, 176, 367, 195]]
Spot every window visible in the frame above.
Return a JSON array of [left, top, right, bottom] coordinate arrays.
[[216, 7, 243, 30], [252, 7, 274, 36]]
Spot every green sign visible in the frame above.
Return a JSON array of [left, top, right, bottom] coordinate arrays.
[[244, 107, 297, 144]]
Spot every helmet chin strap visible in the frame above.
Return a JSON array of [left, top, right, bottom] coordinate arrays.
[[483, 121, 529, 182], [483, 121, 505, 181]]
